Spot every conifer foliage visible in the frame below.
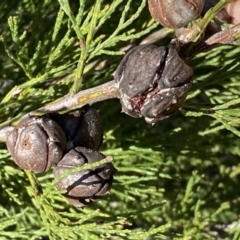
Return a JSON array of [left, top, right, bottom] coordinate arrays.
[[0, 0, 240, 239]]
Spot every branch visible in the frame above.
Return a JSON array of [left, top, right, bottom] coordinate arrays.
[[183, 23, 240, 58]]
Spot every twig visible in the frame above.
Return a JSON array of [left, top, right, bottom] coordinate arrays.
[[38, 80, 119, 113], [182, 23, 240, 59], [25, 170, 43, 198], [205, 23, 240, 45]]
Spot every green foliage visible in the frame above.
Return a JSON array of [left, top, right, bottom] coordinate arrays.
[[0, 0, 240, 239]]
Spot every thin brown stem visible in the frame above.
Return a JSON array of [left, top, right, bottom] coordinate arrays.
[[38, 80, 119, 113], [205, 23, 240, 45], [185, 23, 240, 58]]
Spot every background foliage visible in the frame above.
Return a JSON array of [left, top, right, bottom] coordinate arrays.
[[0, 0, 240, 239]]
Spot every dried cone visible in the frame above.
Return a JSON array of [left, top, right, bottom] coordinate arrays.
[[148, 0, 205, 29], [6, 116, 66, 173], [53, 147, 115, 208], [55, 106, 103, 151], [114, 44, 193, 124]]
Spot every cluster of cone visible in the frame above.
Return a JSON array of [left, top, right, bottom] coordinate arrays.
[[6, 106, 115, 208]]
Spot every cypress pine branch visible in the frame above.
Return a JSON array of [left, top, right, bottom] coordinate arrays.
[[0, 0, 240, 239]]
